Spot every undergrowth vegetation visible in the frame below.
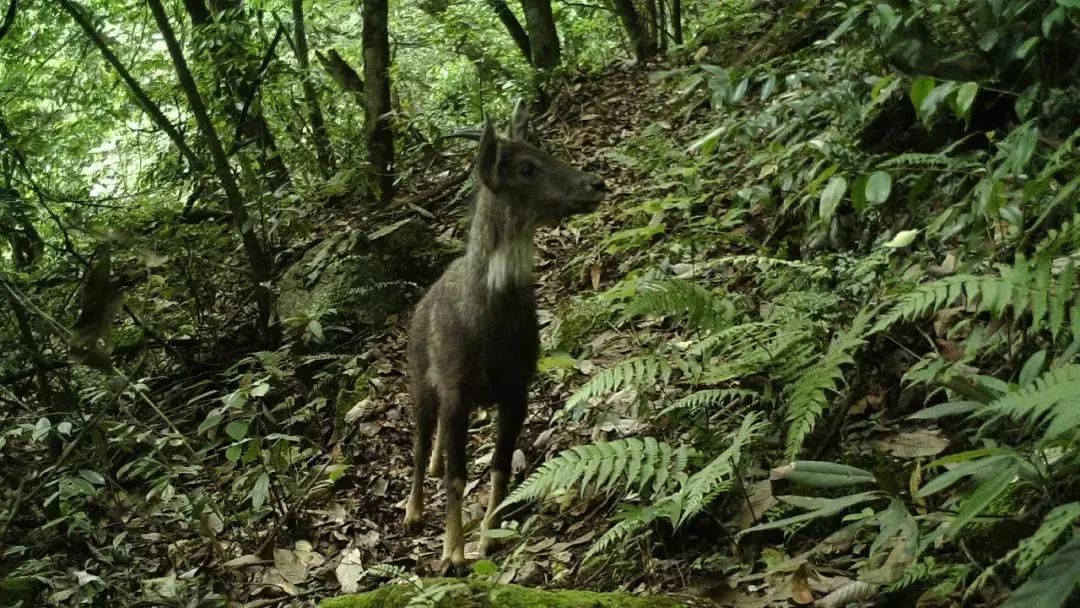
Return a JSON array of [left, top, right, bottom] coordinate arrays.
[[483, 0, 1080, 605]]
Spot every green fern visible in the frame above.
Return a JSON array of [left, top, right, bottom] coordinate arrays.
[[658, 388, 760, 418], [565, 356, 672, 420], [782, 312, 869, 458], [1000, 533, 1080, 608], [872, 255, 1078, 340], [675, 412, 766, 526], [581, 506, 655, 564], [502, 437, 688, 507], [981, 364, 1080, 443], [624, 278, 733, 330], [715, 254, 830, 280], [879, 152, 981, 171]]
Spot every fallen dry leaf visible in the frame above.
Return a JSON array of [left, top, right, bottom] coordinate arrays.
[[873, 430, 949, 458]]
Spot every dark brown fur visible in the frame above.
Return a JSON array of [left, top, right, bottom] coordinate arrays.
[[403, 102, 606, 572]]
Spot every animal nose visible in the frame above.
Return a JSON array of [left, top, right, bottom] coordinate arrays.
[[589, 177, 607, 193]]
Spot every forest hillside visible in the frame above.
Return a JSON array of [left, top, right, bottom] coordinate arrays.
[[2, 0, 1079, 607]]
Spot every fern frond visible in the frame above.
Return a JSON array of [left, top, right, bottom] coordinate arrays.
[[658, 388, 759, 418], [582, 507, 654, 564], [783, 313, 869, 458], [676, 412, 767, 526], [565, 356, 671, 420], [1000, 533, 1080, 608], [872, 255, 1078, 339], [879, 152, 980, 171], [502, 437, 686, 508], [624, 278, 733, 330], [715, 254, 830, 279], [981, 364, 1080, 442]]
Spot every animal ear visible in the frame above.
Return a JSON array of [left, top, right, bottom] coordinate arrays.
[[509, 99, 529, 141], [477, 117, 501, 190]]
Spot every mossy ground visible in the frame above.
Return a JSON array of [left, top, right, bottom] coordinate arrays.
[[319, 579, 695, 608], [0, 577, 44, 607]]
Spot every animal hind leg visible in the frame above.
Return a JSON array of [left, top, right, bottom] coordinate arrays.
[[440, 385, 470, 575], [428, 419, 445, 477], [479, 388, 526, 557], [404, 384, 437, 531]]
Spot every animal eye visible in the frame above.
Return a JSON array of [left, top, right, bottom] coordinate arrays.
[[519, 163, 537, 177]]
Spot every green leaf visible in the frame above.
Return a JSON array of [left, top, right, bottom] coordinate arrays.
[[79, 470, 106, 485], [947, 460, 1020, 539], [740, 491, 884, 536], [1011, 125, 1039, 173], [780, 461, 877, 488], [819, 176, 847, 221], [223, 389, 248, 410], [865, 171, 892, 204], [1018, 350, 1047, 387], [307, 319, 324, 341], [918, 454, 1013, 497], [1014, 36, 1039, 59], [909, 401, 980, 420], [481, 528, 518, 539], [909, 78, 935, 118], [1016, 85, 1040, 120], [538, 351, 576, 373], [884, 229, 918, 248], [250, 382, 270, 398], [251, 472, 270, 509], [226, 443, 243, 462], [1000, 533, 1080, 608], [955, 82, 978, 120], [198, 410, 223, 434], [226, 420, 249, 441], [471, 559, 499, 576]]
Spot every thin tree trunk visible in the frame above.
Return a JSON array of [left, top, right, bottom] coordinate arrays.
[[185, 0, 291, 193], [519, 0, 559, 69], [671, 0, 682, 45], [291, 0, 334, 176], [1, 280, 51, 410], [58, 0, 203, 172], [146, 0, 276, 343], [362, 0, 394, 204], [652, 0, 660, 52], [487, 0, 531, 64], [610, 0, 655, 62]]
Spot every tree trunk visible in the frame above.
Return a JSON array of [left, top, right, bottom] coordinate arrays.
[[291, 0, 334, 176], [671, 0, 682, 45], [146, 0, 276, 343], [610, 0, 655, 62], [362, 0, 394, 205], [185, 0, 291, 193], [652, 0, 660, 53], [519, 0, 559, 70], [58, 0, 203, 172], [486, 0, 531, 64]]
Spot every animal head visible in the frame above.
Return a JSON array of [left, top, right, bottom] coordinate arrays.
[[475, 101, 607, 225]]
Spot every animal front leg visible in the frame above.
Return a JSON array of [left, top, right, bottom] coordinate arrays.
[[479, 390, 526, 557]]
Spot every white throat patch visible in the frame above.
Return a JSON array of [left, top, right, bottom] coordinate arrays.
[[485, 237, 534, 292]]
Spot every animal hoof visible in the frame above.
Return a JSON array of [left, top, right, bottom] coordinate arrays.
[[438, 559, 471, 578], [427, 461, 444, 477], [403, 513, 423, 533], [478, 537, 500, 557]]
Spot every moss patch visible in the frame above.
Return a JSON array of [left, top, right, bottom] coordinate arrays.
[[0, 577, 45, 607], [319, 579, 693, 608]]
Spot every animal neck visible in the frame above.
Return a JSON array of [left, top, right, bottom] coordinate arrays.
[[465, 187, 536, 295]]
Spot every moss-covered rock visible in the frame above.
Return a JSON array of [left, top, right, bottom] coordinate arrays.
[[320, 579, 696, 608], [0, 577, 45, 607]]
